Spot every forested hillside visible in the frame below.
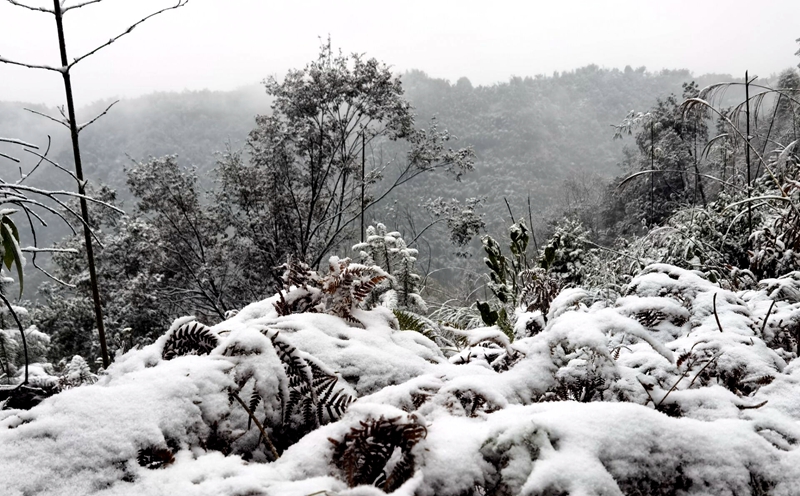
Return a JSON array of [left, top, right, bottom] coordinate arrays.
[[1, 67, 733, 210], [0, 65, 736, 279]]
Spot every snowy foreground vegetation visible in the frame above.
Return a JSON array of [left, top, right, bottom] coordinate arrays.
[[3, 260, 800, 495], [2, 18, 800, 494]]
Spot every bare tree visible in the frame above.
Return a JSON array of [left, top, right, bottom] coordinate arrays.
[[0, 0, 189, 368]]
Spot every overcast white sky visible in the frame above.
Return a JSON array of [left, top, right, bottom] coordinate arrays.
[[0, 0, 798, 106]]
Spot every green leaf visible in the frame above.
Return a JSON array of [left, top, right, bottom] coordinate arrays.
[[1, 217, 24, 297]]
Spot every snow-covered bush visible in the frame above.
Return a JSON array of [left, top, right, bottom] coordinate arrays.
[[4, 263, 800, 495], [273, 256, 390, 326], [354, 223, 427, 314]]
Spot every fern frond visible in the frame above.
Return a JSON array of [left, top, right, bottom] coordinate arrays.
[[162, 321, 218, 360]]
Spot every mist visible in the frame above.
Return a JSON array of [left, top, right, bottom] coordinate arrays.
[[1, 0, 798, 106]]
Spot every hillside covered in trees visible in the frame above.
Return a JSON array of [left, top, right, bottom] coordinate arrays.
[[2, 2, 800, 494]]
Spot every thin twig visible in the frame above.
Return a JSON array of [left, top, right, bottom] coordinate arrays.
[[6, 0, 53, 14], [686, 352, 723, 389], [0, 55, 63, 73], [68, 0, 190, 69], [230, 390, 280, 460], [636, 376, 658, 407], [760, 300, 776, 336], [20, 207, 77, 288], [17, 135, 51, 184], [713, 293, 724, 333], [737, 400, 768, 410], [62, 0, 104, 13], [23, 108, 69, 128], [78, 100, 119, 132], [22, 147, 82, 185], [0, 183, 124, 213], [0, 138, 38, 148], [503, 197, 515, 224], [22, 247, 78, 253], [0, 153, 20, 163]]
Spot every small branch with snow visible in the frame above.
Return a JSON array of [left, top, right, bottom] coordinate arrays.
[[0, 138, 39, 148], [6, 0, 54, 14], [22, 147, 83, 186], [78, 100, 119, 132], [68, 1, 190, 69], [24, 108, 69, 129], [17, 136, 52, 185], [0, 152, 20, 163], [0, 55, 64, 73], [22, 247, 79, 254], [61, 0, 104, 13]]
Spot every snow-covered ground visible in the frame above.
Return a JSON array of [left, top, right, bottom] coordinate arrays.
[[3, 264, 800, 495]]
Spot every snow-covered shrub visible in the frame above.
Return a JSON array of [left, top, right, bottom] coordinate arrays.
[[354, 223, 427, 314], [5, 263, 800, 495], [273, 256, 389, 326], [449, 326, 523, 373], [477, 219, 563, 338], [0, 324, 50, 383], [154, 315, 357, 459], [329, 413, 427, 492], [539, 217, 598, 288]]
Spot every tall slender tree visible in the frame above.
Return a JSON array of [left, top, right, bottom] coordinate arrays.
[[217, 40, 475, 272], [0, 0, 189, 368]]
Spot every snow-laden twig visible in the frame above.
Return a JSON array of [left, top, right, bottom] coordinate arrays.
[[62, 0, 104, 13], [0, 55, 64, 73], [22, 147, 82, 186], [0, 183, 124, 214], [5, 0, 53, 14], [23, 108, 69, 129], [78, 100, 119, 132], [22, 247, 79, 254], [0, 138, 38, 148], [17, 136, 52, 185], [68, 1, 189, 69]]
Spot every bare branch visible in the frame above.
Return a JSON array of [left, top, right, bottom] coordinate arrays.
[[0, 138, 38, 148], [23, 147, 83, 186], [19, 206, 74, 287], [33, 260, 77, 287], [6, 0, 54, 14], [78, 100, 119, 132], [0, 183, 124, 214], [69, 0, 190, 69], [0, 152, 20, 163], [0, 55, 64, 73], [17, 136, 52, 184], [5, 198, 77, 236], [56, 105, 68, 122], [61, 0, 103, 13], [22, 246, 79, 254], [24, 108, 69, 128]]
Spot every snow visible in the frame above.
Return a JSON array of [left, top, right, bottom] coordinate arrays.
[[3, 263, 800, 495]]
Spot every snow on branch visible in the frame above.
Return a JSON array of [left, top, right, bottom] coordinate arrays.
[[68, 0, 190, 69], [77, 100, 119, 132], [5, 0, 54, 14], [23, 108, 69, 129], [0, 55, 64, 73], [61, 0, 104, 13]]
